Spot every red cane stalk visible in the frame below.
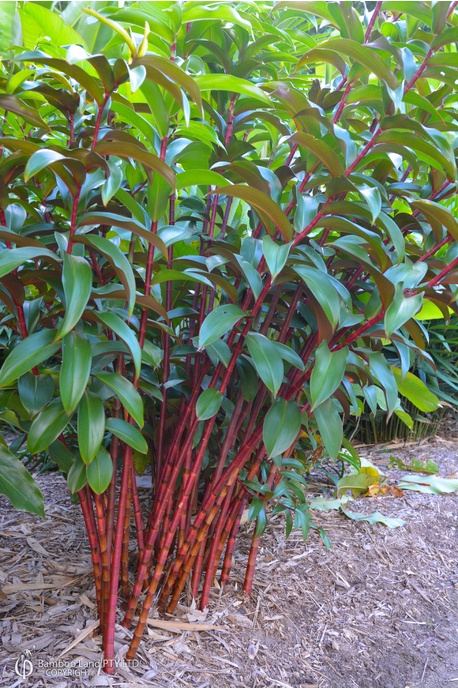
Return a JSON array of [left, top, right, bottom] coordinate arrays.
[[79, 486, 103, 614], [120, 465, 133, 599], [127, 425, 265, 658], [156, 426, 268, 610], [199, 482, 235, 608], [131, 463, 145, 562], [93, 491, 109, 635], [104, 445, 133, 673]]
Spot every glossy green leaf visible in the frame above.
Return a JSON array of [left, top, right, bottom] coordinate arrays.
[[78, 391, 105, 464], [215, 185, 293, 242], [293, 266, 341, 327], [194, 74, 270, 105], [246, 332, 284, 396], [289, 132, 344, 178], [86, 446, 113, 495], [323, 38, 398, 88], [94, 371, 143, 428], [0, 3, 17, 53], [262, 235, 291, 280], [105, 417, 148, 454], [0, 247, 60, 279], [27, 399, 69, 454], [0, 330, 61, 388], [310, 341, 348, 409], [392, 367, 439, 413], [313, 398, 342, 460], [196, 388, 224, 420], [18, 372, 54, 417], [95, 311, 142, 378], [369, 353, 397, 417], [0, 445, 45, 517], [263, 398, 301, 459], [176, 170, 230, 190], [199, 304, 245, 349], [385, 285, 423, 337], [47, 439, 77, 474], [60, 331, 92, 414], [75, 234, 136, 317], [57, 251, 92, 339], [66, 455, 87, 494]]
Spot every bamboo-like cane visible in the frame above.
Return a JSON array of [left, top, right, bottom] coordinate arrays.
[[120, 464, 132, 599]]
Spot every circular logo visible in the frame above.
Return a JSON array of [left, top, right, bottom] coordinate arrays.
[[15, 653, 33, 680]]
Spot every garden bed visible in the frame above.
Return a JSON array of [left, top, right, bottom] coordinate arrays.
[[1, 431, 457, 689]]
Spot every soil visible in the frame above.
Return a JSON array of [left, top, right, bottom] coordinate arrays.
[[0, 425, 457, 689]]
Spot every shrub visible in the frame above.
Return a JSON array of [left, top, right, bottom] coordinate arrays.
[[1, 0, 458, 671]]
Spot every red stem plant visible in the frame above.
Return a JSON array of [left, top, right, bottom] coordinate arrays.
[[0, 0, 458, 673]]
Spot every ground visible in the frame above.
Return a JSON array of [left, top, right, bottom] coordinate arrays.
[[1, 426, 458, 689]]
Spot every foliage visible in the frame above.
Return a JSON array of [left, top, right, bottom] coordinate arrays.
[[1, 0, 458, 672]]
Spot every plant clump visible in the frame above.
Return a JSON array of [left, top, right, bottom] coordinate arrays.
[[1, 0, 458, 672]]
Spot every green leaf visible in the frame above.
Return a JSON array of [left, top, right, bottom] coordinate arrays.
[[196, 388, 224, 421], [60, 332, 92, 414], [398, 475, 458, 494], [410, 199, 458, 243], [0, 2, 17, 53], [289, 132, 344, 178], [369, 353, 397, 417], [194, 74, 271, 105], [341, 508, 405, 528], [79, 212, 168, 260], [293, 266, 341, 327], [262, 235, 291, 280], [147, 169, 173, 222], [271, 341, 305, 371], [25, 149, 65, 181], [0, 246, 60, 279], [0, 445, 45, 517], [94, 371, 143, 428], [215, 185, 293, 242], [263, 398, 301, 459], [78, 391, 105, 464], [206, 339, 231, 368], [101, 159, 122, 207], [310, 341, 348, 409], [358, 185, 381, 224], [313, 398, 342, 460], [47, 439, 77, 474], [66, 455, 87, 494], [246, 332, 284, 396], [19, 3, 86, 51], [76, 234, 136, 317], [105, 417, 148, 454], [94, 141, 175, 188], [95, 311, 142, 379], [27, 399, 69, 454], [236, 357, 258, 402], [0, 330, 61, 388], [385, 285, 423, 337], [323, 38, 398, 88], [57, 252, 93, 339], [254, 507, 268, 537], [18, 372, 54, 417], [199, 304, 245, 349], [392, 367, 439, 413], [337, 471, 378, 497], [176, 170, 230, 190], [86, 446, 113, 495]]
